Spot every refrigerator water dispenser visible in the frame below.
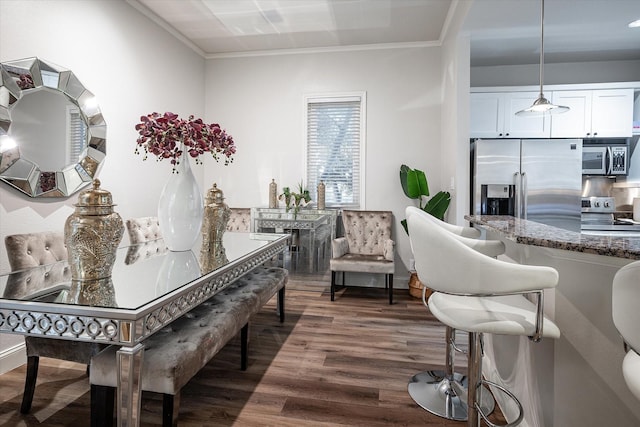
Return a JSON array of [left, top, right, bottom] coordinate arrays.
[[480, 184, 516, 215]]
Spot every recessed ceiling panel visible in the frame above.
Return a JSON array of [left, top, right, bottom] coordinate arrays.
[[133, 0, 640, 65], [136, 0, 449, 54]]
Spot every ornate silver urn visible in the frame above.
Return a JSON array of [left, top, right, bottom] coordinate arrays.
[[64, 179, 124, 282], [200, 183, 230, 273]]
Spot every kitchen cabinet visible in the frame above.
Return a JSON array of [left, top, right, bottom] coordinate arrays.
[[551, 89, 634, 138], [470, 92, 550, 139]]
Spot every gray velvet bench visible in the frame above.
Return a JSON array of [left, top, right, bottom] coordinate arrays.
[[89, 266, 287, 427]]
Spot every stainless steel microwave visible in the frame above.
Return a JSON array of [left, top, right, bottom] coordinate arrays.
[[582, 144, 628, 175]]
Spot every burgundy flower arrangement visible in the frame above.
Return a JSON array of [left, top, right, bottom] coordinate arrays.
[[134, 112, 236, 172]]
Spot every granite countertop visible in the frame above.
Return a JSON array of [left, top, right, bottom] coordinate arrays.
[[465, 215, 640, 260]]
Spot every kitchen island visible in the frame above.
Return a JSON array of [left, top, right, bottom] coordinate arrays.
[[464, 215, 640, 427]]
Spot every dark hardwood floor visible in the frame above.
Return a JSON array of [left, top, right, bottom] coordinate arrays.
[[0, 269, 506, 426]]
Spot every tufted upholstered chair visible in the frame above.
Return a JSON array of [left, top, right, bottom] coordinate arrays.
[[330, 210, 395, 304], [226, 208, 251, 232], [612, 261, 640, 402], [125, 216, 162, 244], [3, 232, 108, 414], [124, 217, 168, 265]]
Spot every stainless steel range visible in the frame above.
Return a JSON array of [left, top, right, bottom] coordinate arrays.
[[581, 196, 640, 235]]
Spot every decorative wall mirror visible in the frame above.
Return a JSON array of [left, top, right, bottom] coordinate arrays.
[[0, 57, 106, 198]]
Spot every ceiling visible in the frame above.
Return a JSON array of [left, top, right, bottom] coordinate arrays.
[[129, 0, 640, 66]]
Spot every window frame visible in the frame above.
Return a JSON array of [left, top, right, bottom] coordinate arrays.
[[303, 91, 366, 209]]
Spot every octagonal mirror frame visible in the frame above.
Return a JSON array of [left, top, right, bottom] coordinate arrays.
[[0, 57, 106, 198]]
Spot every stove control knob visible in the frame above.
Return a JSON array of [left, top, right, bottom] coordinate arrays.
[[594, 201, 600, 207], [604, 201, 610, 208]]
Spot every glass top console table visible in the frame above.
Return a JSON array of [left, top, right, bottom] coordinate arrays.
[[251, 208, 338, 271], [0, 232, 288, 426]]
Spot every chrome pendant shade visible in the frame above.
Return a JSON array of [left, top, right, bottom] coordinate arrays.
[[516, 0, 569, 117], [516, 95, 569, 117]]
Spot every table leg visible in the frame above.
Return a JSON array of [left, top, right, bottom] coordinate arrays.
[[116, 343, 144, 427], [309, 229, 316, 271]]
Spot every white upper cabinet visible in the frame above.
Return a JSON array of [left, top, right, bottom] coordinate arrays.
[[551, 89, 634, 138], [470, 93, 504, 138], [504, 92, 550, 138], [591, 89, 634, 137], [549, 91, 591, 137], [470, 92, 550, 138]]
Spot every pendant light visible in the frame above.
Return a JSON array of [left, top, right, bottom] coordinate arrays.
[[516, 0, 569, 117]]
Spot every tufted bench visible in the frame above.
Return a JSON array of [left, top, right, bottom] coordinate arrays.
[[89, 266, 288, 427]]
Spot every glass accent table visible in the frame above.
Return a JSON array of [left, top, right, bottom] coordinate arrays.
[[251, 208, 338, 271]]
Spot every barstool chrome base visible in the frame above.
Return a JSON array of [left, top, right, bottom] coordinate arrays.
[[408, 370, 495, 421]]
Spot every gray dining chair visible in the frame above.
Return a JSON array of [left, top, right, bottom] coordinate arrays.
[[4, 231, 108, 414], [124, 217, 168, 264], [330, 210, 395, 304], [125, 216, 162, 244], [226, 208, 251, 232]]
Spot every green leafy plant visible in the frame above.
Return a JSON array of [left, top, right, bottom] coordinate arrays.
[[399, 164, 451, 234], [279, 180, 311, 218]]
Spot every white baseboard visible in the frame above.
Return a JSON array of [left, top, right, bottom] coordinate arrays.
[[0, 342, 26, 375]]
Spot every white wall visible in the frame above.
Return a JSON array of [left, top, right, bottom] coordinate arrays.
[[0, 0, 206, 273], [203, 47, 443, 280], [471, 59, 640, 87], [0, 0, 205, 373], [440, 1, 474, 227]]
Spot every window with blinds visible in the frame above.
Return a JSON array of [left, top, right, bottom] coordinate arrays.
[[305, 93, 365, 208], [66, 106, 87, 165]]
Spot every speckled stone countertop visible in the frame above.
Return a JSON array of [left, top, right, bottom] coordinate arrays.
[[465, 215, 640, 260]]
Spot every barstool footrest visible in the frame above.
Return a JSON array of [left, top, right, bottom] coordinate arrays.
[[477, 379, 524, 427]]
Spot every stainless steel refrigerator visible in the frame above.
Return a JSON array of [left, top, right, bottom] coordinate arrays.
[[472, 138, 582, 232]]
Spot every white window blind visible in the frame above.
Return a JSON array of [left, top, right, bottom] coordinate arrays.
[[66, 106, 87, 165], [306, 94, 365, 208]]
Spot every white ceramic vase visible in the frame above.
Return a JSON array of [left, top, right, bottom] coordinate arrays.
[[157, 149, 204, 251]]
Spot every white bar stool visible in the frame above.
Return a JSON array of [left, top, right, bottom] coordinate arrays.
[[406, 208, 503, 421], [406, 206, 560, 427], [612, 261, 640, 402]]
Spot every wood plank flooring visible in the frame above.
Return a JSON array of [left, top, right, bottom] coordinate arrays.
[[0, 273, 506, 426]]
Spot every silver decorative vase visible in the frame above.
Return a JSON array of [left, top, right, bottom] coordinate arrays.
[[64, 179, 124, 281], [317, 181, 326, 210], [201, 183, 230, 272], [269, 179, 278, 208]]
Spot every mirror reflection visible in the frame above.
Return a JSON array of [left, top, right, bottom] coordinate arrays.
[[0, 57, 106, 198]]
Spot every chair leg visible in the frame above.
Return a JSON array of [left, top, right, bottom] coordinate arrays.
[[241, 323, 249, 371], [162, 392, 180, 427], [387, 274, 394, 304], [20, 355, 39, 414], [408, 328, 495, 421], [278, 287, 285, 323], [331, 270, 336, 301], [467, 332, 484, 427], [90, 384, 115, 427]]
